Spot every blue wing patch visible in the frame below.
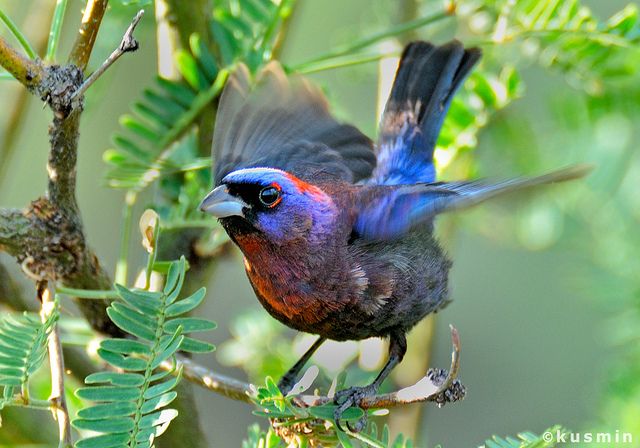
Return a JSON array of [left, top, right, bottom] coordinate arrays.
[[354, 166, 591, 240]]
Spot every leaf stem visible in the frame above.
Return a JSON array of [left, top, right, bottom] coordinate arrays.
[[259, 0, 296, 59], [45, 0, 69, 62], [291, 10, 451, 71], [115, 191, 137, 285], [56, 286, 119, 300], [292, 52, 393, 75], [0, 8, 37, 59], [145, 217, 160, 290], [5, 397, 52, 409], [40, 286, 72, 448]]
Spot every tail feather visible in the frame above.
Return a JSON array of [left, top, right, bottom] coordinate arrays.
[[372, 41, 481, 185]]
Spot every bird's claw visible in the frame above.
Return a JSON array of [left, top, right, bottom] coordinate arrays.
[[333, 385, 376, 433], [277, 375, 295, 396]]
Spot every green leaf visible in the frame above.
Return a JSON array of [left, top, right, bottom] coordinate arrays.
[[100, 338, 151, 355], [0, 9, 37, 59], [143, 88, 186, 119], [84, 372, 145, 387], [77, 401, 138, 419], [165, 287, 206, 317], [0, 310, 57, 398], [120, 115, 161, 142], [307, 405, 364, 421], [77, 256, 211, 447], [148, 368, 173, 383], [175, 50, 209, 90], [265, 376, 282, 398], [0, 343, 26, 358], [179, 337, 215, 353], [75, 433, 130, 448], [189, 33, 219, 80], [140, 391, 177, 413], [336, 429, 355, 448], [96, 348, 148, 371], [115, 284, 161, 315], [75, 386, 140, 402], [163, 258, 183, 295], [151, 332, 184, 369], [105, 0, 293, 196], [482, 0, 640, 92], [73, 417, 135, 433], [0, 377, 21, 387], [155, 76, 197, 107], [111, 302, 158, 329], [143, 373, 181, 400], [138, 409, 179, 428], [164, 317, 216, 333], [482, 425, 567, 448], [45, 0, 68, 61], [106, 306, 156, 341], [112, 134, 152, 164]]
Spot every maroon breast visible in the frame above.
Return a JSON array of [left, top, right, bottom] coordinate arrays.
[[234, 232, 342, 332]]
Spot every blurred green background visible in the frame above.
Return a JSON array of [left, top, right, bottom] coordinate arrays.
[[0, 0, 638, 446]]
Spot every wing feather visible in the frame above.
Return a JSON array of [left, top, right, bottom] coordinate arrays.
[[212, 63, 376, 185], [354, 165, 592, 240]]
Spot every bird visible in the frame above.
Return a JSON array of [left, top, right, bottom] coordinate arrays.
[[200, 40, 589, 430]]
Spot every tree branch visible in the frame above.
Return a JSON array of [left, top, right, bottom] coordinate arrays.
[[163, 325, 465, 410], [0, 35, 44, 89], [71, 10, 144, 105], [67, 0, 109, 71], [40, 284, 72, 448], [0, 6, 152, 336]]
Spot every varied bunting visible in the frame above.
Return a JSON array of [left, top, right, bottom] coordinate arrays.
[[200, 40, 588, 429]]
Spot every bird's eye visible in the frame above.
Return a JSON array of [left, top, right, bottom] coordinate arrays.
[[258, 186, 281, 207]]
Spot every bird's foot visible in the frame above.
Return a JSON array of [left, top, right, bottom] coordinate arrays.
[[333, 384, 377, 433], [277, 373, 296, 396]]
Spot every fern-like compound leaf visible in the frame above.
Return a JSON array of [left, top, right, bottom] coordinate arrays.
[[73, 257, 215, 448], [0, 309, 57, 404]]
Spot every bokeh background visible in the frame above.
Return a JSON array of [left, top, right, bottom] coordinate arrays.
[[0, 0, 638, 446]]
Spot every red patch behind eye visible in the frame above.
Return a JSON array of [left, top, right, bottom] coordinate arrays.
[[284, 173, 327, 201]]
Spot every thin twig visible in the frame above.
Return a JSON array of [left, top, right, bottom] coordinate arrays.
[[71, 10, 144, 105], [162, 325, 464, 410], [40, 284, 72, 448]]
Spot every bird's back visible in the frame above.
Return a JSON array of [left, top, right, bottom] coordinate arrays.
[[326, 41, 480, 339]]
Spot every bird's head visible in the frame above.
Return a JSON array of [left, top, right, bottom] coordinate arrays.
[[199, 167, 337, 244]]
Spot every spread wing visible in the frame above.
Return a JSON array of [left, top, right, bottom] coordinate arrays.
[[371, 41, 481, 185], [212, 63, 376, 186], [354, 165, 591, 240]]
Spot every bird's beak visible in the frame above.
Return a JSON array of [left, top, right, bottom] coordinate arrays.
[[199, 185, 248, 218]]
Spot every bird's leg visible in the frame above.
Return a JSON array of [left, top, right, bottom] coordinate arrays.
[[333, 331, 407, 432], [278, 336, 326, 395]]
